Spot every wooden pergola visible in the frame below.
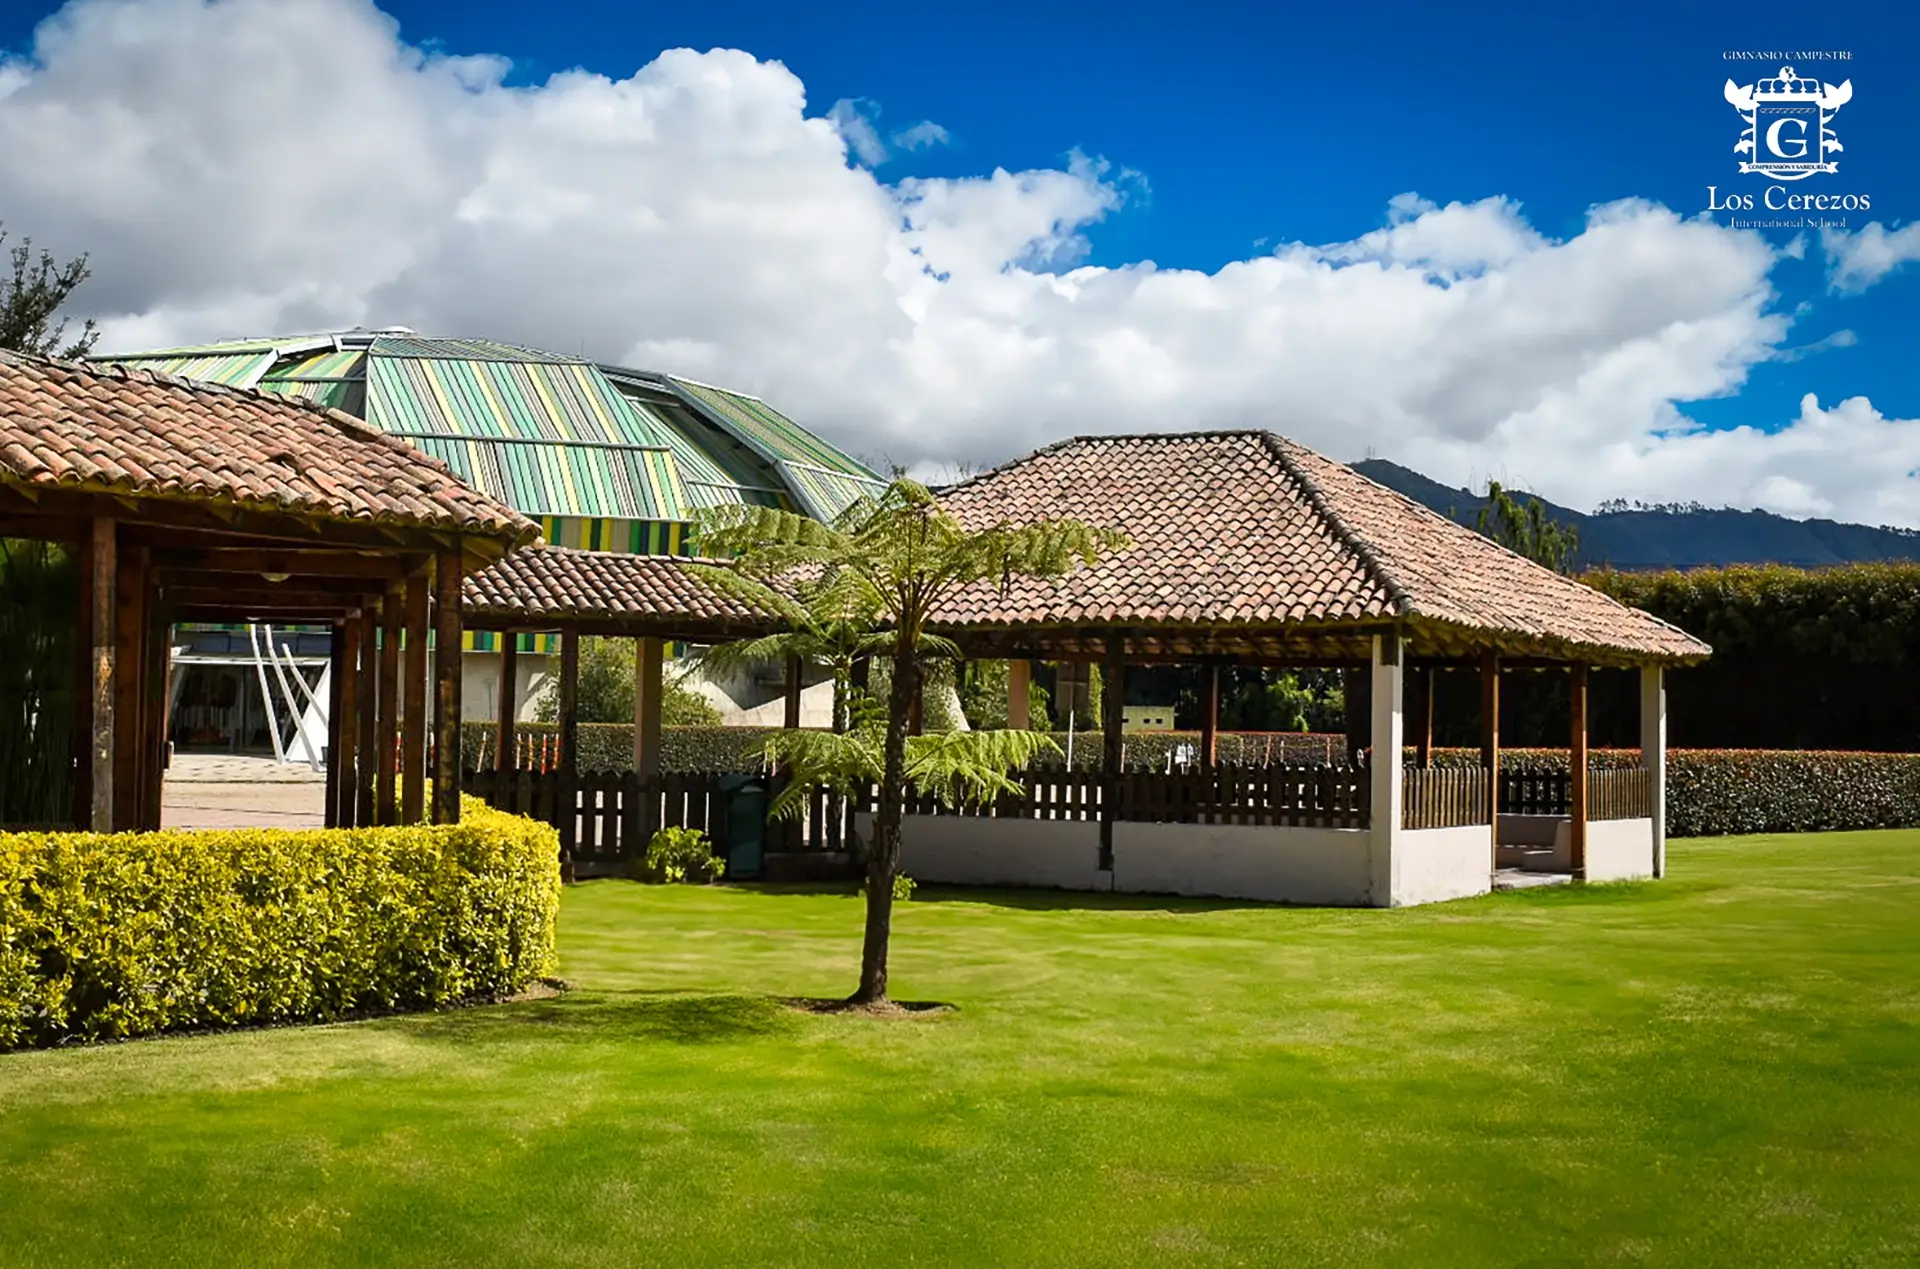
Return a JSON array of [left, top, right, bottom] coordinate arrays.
[[0, 353, 537, 831], [932, 431, 1712, 885]]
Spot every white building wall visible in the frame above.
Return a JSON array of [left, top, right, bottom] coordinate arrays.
[[1392, 825, 1494, 906], [1585, 817, 1656, 881], [896, 816, 1106, 891], [1111, 822, 1371, 906]]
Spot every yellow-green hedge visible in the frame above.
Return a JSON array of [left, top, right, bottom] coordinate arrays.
[[0, 798, 559, 1051]]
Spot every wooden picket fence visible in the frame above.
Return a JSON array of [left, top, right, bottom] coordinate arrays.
[[1402, 766, 1489, 829], [898, 764, 1369, 830], [1498, 767, 1652, 821]]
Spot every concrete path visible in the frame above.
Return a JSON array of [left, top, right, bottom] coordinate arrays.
[[162, 753, 326, 829]]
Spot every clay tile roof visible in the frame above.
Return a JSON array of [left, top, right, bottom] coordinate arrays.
[[936, 431, 1710, 664], [463, 546, 780, 636], [0, 352, 536, 547]]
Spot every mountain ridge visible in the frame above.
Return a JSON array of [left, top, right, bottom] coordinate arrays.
[[1349, 459, 1920, 571]]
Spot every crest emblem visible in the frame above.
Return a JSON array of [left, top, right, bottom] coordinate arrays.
[[1725, 66, 1852, 179]]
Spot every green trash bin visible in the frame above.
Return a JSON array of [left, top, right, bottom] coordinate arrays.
[[718, 774, 768, 879]]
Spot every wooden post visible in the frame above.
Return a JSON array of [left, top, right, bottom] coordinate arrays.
[[355, 605, 378, 826], [558, 628, 580, 874], [634, 636, 663, 783], [146, 602, 170, 830], [431, 551, 464, 825], [89, 518, 116, 832], [1570, 662, 1589, 879], [1417, 666, 1435, 768], [376, 589, 401, 824], [111, 540, 147, 832], [401, 573, 429, 824], [1368, 632, 1404, 905], [1099, 634, 1125, 871], [329, 620, 352, 827], [1006, 658, 1031, 730], [495, 633, 520, 774], [1481, 651, 1500, 857], [782, 654, 803, 731], [1341, 665, 1363, 766], [1200, 662, 1220, 771]]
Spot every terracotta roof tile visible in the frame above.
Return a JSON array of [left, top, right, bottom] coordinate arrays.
[[463, 546, 778, 635], [936, 431, 1709, 663], [0, 352, 536, 545]]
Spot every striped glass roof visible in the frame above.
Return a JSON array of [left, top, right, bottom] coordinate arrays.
[[92, 329, 880, 533]]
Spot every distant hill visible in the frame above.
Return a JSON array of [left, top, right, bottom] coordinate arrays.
[[1350, 459, 1920, 571]]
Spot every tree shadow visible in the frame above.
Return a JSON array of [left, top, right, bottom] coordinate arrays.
[[399, 992, 797, 1047], [906, 886, 1283, 914]]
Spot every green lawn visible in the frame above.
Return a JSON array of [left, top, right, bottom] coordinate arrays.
[[3, 833, 1918, 1267]]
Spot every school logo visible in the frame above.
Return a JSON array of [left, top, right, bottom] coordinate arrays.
[[1725, 65, 1851, 179]]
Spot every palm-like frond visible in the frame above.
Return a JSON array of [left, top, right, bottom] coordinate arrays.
[[761, 729, 882, 820], [905, 729, 1064, 808]]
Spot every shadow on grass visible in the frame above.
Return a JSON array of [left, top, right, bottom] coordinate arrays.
[[907, 886, 1279, 913], [1490, 877, 1721, 906], [401, 992, 798, 1046]]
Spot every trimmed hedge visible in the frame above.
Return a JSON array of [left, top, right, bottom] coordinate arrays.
[[0, 798, 559, 1050]]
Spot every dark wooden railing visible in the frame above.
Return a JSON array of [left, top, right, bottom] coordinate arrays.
[[900, 764, 1369, 830], [1402, 766, 1489, 829], [1497, 767, 1653, 821]]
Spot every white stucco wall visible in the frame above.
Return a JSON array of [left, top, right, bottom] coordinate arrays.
[[461, 651, 552, 724], [895, 815, 1107, 891], [1585, 817, 1656, 882], [1112, 822, 1372, 906], [1392, 825, 1494, 906]]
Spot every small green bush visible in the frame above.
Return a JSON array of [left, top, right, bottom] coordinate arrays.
[[860, 872, 915, 902], [637, 827, 725, 884], [0, 798, 559, 1051]]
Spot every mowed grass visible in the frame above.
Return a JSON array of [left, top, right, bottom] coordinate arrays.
[[3, 834, 1919, 1267]]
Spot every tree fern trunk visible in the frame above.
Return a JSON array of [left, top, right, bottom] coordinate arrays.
[[854, 653, 919, 1004]]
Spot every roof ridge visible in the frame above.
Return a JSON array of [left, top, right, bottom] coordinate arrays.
[[1258, 434, 1416, 618]]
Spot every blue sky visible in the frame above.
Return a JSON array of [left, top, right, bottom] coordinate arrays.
[[354, 0, 1916, 436], [0, 0, 1915, 519]]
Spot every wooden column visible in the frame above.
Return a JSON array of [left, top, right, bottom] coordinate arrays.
[[376, 590, 401, 824], [495, 633, 520, 774], [782, 654, 803, 731], [355, 605, 379, 826], [145, 604, 170, 830], [1341, 665, 1363, 767], [401, 573, 429, 824], [557, 628, 580, 873], [634, 636, 663, 783], [1006, 658, 1031, 731], [88, 518, 116, 832], [1416, 666, 1435, 768], [71, 529, 95, 828], [431, 551, 464, 825], [327, 620, 350, 827], [1099, 635, 1125, 870], [111, 541, 147, 832], [1569, 662, 1589, 880], [1481, 651, 1501, 860], [1368, 632, 1404, 906], [1199, 662, 1220, 771]]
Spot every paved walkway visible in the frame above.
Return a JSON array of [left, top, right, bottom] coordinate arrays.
[[162, 753, 326, 829]]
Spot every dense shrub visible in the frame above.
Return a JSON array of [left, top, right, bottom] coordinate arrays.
[[464, 722, 776, 775], [636, 827, 725, 884], [0, 798, 559, 1050]]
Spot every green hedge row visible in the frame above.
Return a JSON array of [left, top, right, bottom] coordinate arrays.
[[0, 798, 560, 1050]]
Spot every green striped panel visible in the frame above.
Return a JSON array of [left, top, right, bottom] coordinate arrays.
[[670, 377, 876, 478], [100, 350, 279, 387], [780, 460, 889, 522]]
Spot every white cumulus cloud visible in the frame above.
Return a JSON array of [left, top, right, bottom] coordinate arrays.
[[1822, 221, 1920, 294], [2, 0, 1915, 525]]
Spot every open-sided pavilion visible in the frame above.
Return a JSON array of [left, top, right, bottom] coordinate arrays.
[[916, 431, 1713, 906], [0, 353, 535, 832]]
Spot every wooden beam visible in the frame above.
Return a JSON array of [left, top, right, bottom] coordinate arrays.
[[151, 548, 414, 579], [0, 482, 465, 555], [89, 518, 116, 832], [377, 589, 401, 825], [431, 551, 464, 825], [1482, 651, 1501, 866], [1006, 658, 1031, 730], [1200, 662, 1220, 771], [1570, 662, 1589, 880], [336, 617, 362, 827], [111, 541, 148, 832], [634, 636, 663, 783], [326, 621, 346, 828], [558, 628, 580, 876], [355, 606, 379, 827], [1099, 634, 1125, 871], [401, 574, 429, 824], [1416, 666, 1435, 768], [783, 654, 804, 731], [142, 597, 169, 831], [495, 633, 520, 774]]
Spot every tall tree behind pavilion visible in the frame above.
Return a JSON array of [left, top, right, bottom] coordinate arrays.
[[0, 224, 100, 358]]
